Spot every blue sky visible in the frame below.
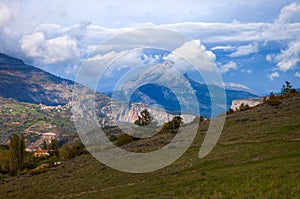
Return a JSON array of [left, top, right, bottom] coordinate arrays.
[[0, 0, 300, 95]]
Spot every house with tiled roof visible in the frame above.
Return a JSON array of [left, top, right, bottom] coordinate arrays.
[[34, 149, 50, 157]]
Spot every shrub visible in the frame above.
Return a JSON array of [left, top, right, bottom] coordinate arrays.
[[239, 103, 250, 111], [108, 134, 117, 142], [160, 116, 182, 134], [69, 142, 88, 159], [226, 108, 235, 114], [267, 92, 281, 106], [29, 167, 49, 175]]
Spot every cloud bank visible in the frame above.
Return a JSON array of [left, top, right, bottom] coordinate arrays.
[[20, 32, 80, 65]]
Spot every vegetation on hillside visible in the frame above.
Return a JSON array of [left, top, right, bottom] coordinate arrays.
[[0, 81, 299, 198], [0, 97, 78, 145], [0, 92, 299, 198], [0, 138, 89, 177], [227, 81, 299, 114]]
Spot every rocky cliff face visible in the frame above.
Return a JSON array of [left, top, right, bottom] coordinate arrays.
[[98, 103, 196, 127], [231, 98, 263, 111]]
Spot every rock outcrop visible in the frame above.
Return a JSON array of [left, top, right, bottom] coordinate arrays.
[[231, 98, 263, 111]]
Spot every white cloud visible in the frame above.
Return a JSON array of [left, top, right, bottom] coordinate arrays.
[[276, 2, 300, 24], [165, 40, 217, 72], [0, 0, 20, 28], [211, 45, 236, 51], [268, 72, 280, 81], [266, 54, 273, 62], [275, 40, 300, 71], [219, 61, 238, 74], [0, 1, 299, 88], [241, 69, 252, 74], [216, 82, 253, 92], [20, 32, 80, 65], [81, 40, 219, 86], [83, 48, 163, 78], [295, 72, 300, 77], [229, 43, 259, 57]]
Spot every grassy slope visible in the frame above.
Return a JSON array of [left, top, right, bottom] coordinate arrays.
[[1, 95, 300, 198]]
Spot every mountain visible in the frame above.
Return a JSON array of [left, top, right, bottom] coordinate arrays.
[[106, 61, 258, 117], [0, 53, 257, 127], [0, 53, 111, 107], [0, 53, 75, 105]]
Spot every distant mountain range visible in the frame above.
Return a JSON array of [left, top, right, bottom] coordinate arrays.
[[126, 75, 258, 117], [106, 61, 258, 117], [0, 53, 258, 119], [0, 53, 259, 148]]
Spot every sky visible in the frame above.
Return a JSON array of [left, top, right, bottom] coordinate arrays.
[[0, 0, 300, 95]]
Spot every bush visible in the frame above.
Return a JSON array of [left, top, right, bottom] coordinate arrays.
[[239, 103, 250, 111], [108, 134, 117, 142], [69, 142, 88, 159], [160, 116, 182, 134], [115, 133, 134, 147], [226, 108, 235, 114], [267, 92, 281, 106], [29, 167, 49, 175]]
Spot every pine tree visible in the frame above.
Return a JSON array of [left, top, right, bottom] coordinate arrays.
[[281, 81, 296, 95], [134, 109, 152, 127]]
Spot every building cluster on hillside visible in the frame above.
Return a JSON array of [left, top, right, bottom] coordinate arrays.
[[39, 103, 69, 111]]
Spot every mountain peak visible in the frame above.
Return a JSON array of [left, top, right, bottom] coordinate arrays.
[[0, 53, 30, 69]]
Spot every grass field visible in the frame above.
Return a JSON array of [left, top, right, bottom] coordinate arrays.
[[1, 94, 300, 198]]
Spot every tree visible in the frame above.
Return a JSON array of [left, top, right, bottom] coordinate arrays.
[[19, 134, 26, 170], [0, 149, 10, 174], [9, 134, 20, 176], [42, 140, 48, 150], [9, 134, 26, 176], [134, 109, 152, 127], [281, 81, 296, 95], [69, 142, 88, 158], [160, 116, 182, 134], [49, 138, 59, 157]]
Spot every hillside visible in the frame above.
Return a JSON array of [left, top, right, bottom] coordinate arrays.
[[0, 53, 110, 107], [1, 94, 299, 198], [0, 96, 79, 147], [0, 53, 74, 105]]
